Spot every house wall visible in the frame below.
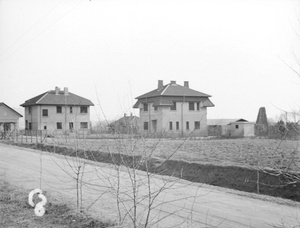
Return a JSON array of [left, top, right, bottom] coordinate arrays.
[[24, 105, 91, 133], [227, 122, 255, 137], [139, 101, 208, 137], [0, 105, 21, 130]]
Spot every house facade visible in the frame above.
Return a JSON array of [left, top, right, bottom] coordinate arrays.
[[133, 80, 214, 137], [20, 87, 94, 134], [0, 102, 23, 138]]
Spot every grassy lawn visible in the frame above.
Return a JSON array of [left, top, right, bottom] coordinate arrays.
[[0, 180, 115, 228]]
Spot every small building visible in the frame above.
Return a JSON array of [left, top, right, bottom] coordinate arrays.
[[108, 114, 139, 134], [0, 102, 23, 138], [207, 119, 255, 137], [133, 80, 214, 137], [20, 87, 94, 134]]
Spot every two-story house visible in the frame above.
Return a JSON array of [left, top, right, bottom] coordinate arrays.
[[20, 87, 94, 134], [133, 80, 214, 137]]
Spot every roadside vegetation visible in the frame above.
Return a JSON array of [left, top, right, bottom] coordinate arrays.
[[0, 180, 115, 228]]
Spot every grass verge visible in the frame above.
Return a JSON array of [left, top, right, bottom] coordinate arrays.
[[0, 180, 115, 228]]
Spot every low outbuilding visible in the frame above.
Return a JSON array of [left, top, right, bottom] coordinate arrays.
[[0, 102, 23, 138], [207, 118, 255, 137]]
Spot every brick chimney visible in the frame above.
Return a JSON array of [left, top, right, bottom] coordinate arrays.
[[64, 87, 69, 96], [55, 86, 60, 95], [158, 80, 163, 89], [184, 81, 189, 88], [170, 80, 176, 84]]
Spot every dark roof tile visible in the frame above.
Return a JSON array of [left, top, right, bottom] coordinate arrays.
[[20, 90, 94, 107]]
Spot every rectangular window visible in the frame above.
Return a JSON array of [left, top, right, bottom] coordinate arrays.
[[235, 125, 239, 129], [28, 107, 31, 114], [57, 122, 62, 129], [186, 121, 189, 130], [194, 121, 200, 129], [44, 126, 47, 130], [196, 102, 200, 111], [143, 122, 148, 130], [28, 123, 32, 130], [57, 106, 62, 113], [69, 122, 74, 130], [170, 101, 176, 111], [176, 121, 179, 130], [80, 106, 88, 113], [80, 122, 88, 129], [143, 103, 148, 112], [154, 106, 158, 111], [189, 102, 194, 111], [42, 109, 48, 117], [70, 106, 73, 114], [169, 122, 173, 130]]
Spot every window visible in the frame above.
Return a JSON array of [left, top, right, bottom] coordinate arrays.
[[194, 121, 200, 129], [57, 122, 62, 129], [80, 106, 88, 113], [80, 122, 88, 129], [186, 121, 189, 130], [28, 123, 32, 130], [189, 102, 194, 111], [143, 103, 148, 112], [57, 106, 62, 113], [196, 102, 200, 111], [143, 122, 148, 130], [42, 109, 48, 117], [235, 125, 239, 129], [169, 122, 173, 130], [176, 121, 179, 130], [69, 122, 74, 130], [170, 102, 176, 111], [70, 106, 73, 114], [44, 126, 47, 130], [28, 107, 31, 114], [154, 106, 158, 111]]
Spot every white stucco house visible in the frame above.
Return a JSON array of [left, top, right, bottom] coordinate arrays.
[[133, 80, 214, 137], [20, 87, 94, 134]]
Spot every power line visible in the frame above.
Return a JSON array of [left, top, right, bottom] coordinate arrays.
[[0, 0, 66, 57], [0, 0, 86, 64]]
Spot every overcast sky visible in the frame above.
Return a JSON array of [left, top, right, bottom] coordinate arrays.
[[0, 0, 299, 124]]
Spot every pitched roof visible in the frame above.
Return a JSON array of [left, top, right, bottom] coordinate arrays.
[[20, 90, 94, 107], [110, 115, 139, 126], [0, 102, 23, 117], [136, 83, 211, 99]]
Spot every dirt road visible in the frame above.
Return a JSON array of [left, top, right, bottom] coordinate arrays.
[[0, 143, 299, 228]]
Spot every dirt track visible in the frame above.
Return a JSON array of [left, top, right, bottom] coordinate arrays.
[[0, 143, 299, 228]]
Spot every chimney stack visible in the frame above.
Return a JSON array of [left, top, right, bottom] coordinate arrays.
[[158, 80, 163, 89], [170, 80, 176, 84], [64, 87, 69, 96], [184, 81, 189, 88], [55, 86, 60, 95]]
